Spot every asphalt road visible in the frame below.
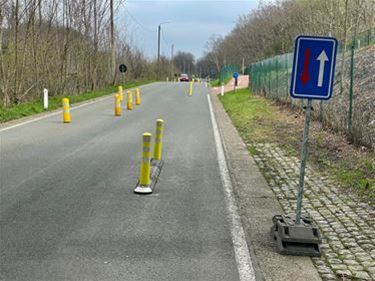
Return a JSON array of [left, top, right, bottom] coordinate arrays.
[[0, 83, 243, 281]]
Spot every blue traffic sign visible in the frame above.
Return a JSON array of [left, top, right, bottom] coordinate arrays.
[[232, 72, 239, 79], [290, 35, 338, 100]]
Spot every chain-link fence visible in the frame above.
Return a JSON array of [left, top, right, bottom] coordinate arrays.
[[249, 28, 375, 149]]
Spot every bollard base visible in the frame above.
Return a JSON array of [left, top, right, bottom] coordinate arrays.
[[134, 186, 153, 194], [134, 160, 164, 195], [271, 214, 322, 257]]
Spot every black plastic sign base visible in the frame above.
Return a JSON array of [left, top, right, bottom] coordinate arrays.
[[271, 214, 322, 257]]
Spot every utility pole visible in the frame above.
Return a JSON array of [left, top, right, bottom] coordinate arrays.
[[157, 24, 161, 80], [242, 57, 245, 74], [171, 44, 174, 81], [156, 21, 171, 80]]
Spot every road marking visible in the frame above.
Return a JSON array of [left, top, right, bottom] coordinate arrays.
[[207, 94, 256, 281], [0, 95, 112, 133]]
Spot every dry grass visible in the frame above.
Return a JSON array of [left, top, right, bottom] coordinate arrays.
[[220, 89, 374, 205]]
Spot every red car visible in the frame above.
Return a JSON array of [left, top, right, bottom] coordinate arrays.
[[179, 74, 189, 82]]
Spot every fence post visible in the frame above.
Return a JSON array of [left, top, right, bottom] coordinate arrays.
[[268, 60, 271, 98], [348, 40, 355, 139], [368, 29, 371, 45], [261, 62, 264, 94], [276, 56, 279, 99], [285, 54, 288, 100]]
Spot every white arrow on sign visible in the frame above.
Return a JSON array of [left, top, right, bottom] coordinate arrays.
[[316, 50, 329, 87]]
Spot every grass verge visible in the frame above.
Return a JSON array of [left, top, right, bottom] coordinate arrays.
[[0, 81, 155, 123], [219, 88, 375, 204]]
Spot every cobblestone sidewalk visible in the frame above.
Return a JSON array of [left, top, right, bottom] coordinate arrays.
[[252, 143, 375, 281]]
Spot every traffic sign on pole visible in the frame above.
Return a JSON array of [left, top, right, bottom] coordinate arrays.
[[290, 35, 338, 100], [271, 35, 339, 257], [232, 72, 239, 79], [119, 64, 127, 73]]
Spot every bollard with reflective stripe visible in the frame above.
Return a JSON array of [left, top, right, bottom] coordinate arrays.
[[127, 91, 133, 110], [135, 88, 141, 105], [114, 94, 121, 116], [134, 133, 153, 194], [154, 119, 164, 161], [118, 86, 123, 101], [189, 82, 193, 96], [62, 98, 71, 123]]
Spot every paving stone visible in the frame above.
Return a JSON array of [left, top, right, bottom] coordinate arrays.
[[352, 271, 371, 280], [356, 254, 372, 262], [253, 143, 375, 280], [320, 273, 337, 281], [338, 250, 352, 255], [361, 261, 375, 268], [361, 243, 375, 251], [335, 270, 352, 278], [348, 265, 365, 272], [317, 266, 333, 274], [344, 259, 360, 266], [324, 253, 338, 259], [328, 258, 342, 264], [331, 264, 348, 270]]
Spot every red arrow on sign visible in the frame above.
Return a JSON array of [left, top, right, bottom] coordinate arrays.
[[300, 48, 311, 85]]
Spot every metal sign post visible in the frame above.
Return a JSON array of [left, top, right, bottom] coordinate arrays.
[[232, 72, 239, 92], [295, 99, 312, 224], [119, 64, 127, 86], [271, 35, 338, 257]]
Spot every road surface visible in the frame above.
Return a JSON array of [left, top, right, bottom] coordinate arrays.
[[0, 82, 253, 281]]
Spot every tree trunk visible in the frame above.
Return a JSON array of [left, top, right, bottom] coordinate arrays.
[[0, 5, 10, 106], [110, 0, 116, 85], [13, 0, 20, 104], [339, 0, 349, 93]]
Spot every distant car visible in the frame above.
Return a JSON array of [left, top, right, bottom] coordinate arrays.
[[179, 74, 189, 82]]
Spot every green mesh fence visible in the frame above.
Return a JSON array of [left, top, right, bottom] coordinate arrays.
[[220, 64, 239, 84]]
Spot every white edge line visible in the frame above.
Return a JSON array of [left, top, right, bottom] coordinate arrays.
[[207, 94, 256, 281]]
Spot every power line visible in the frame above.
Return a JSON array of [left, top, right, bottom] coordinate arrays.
[[122, 5, 155, 33]]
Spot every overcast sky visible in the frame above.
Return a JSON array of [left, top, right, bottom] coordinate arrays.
[[117, 0, 259, 60]]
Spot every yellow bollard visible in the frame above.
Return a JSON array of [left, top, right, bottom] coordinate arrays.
[[189, 82, 193, 96], [114, 94, 121, 116], [62, 98, 71, 123], [154, 119, 164, 161], [127, 91, 133, 110], [135, 88, 141, 105], [118, 86, 123, 102], [134, 133, 153, 194]]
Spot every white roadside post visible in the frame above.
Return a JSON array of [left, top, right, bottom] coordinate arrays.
[[43, 88, 48, 110], [220, 83, 224, 96]]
